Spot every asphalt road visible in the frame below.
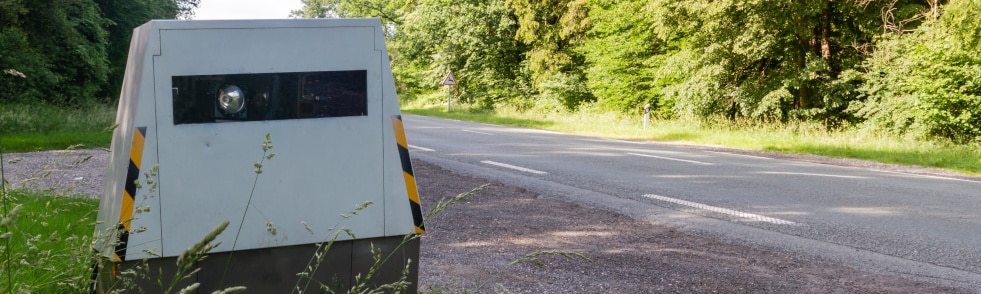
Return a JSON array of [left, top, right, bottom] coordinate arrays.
[[401, 114, 981, 290]]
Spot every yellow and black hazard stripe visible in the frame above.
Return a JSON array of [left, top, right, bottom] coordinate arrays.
[[114, 126, 147, 262], [391, 115, 425, 234]]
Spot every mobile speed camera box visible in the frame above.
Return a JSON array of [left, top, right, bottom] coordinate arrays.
[[93, 19, 424, 293]]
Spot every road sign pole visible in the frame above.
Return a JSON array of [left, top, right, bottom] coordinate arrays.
[[441, 71, 457, 112]]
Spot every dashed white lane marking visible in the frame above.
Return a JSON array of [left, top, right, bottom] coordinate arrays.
[[603, 138, 646, 145], [704, 150, 777, 160], [408, 145, 435, 152], [757, 171, 869, 179], [628, 153, 712, 165], [481, 160, 548, 175], [462, 130, 494, 135], [643, 194, 798, 225]]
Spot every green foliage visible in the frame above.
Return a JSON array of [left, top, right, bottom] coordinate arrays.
[[291, 0, 405, 32], [0, 0, 198, 106], [0, 0, 110, 105], [651, 0, 900, 124], [940, 0, 981, 51], [579, 0, 668, 114], [5, 0, 981, 145], [851, 1, 981, 142], [505, 0, 593, 110], [292, 0, 342, 18], [95, 0, 198, 102], [216, 0, 981, 143], [395, 0, 531, 108], [534, 71, 591, 111]]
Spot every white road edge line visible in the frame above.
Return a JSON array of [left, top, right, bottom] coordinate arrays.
[[628, 152, 712, 165], [462, 130, 494, 135], [876, 170, 981, 183], [408, 145, 435, 152], [757, 171, 869, 179], [709, 151, 980, 184], [643, 194, 798, 226], [481, 160, 548, 175]]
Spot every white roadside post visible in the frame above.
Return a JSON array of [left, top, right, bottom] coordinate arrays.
[[442, 71, 456, 112], [92, 18, 425, 293], [644, 103, 651, 130]]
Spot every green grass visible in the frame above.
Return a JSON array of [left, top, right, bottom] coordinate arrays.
[[403, 105, 981, 175], [0, 103, 115, 152], [0, 190, 99, 293], [0, 102, 113, 291]]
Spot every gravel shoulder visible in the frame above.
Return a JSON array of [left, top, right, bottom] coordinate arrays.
[[1, 148, 974, 292], [1, 148, 108, 197]]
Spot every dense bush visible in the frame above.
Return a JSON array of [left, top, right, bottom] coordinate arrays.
[[578, 0, 663, 114], [392, 0, 532, 109], [850, 0, 981, 142], [0, 0, 198, 106], [0, 0, 109, 105]]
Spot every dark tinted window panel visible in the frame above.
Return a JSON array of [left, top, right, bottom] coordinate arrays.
[[172, 70, 367, 125]]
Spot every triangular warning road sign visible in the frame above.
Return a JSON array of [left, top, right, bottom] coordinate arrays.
[[441, 71, 457, 86]]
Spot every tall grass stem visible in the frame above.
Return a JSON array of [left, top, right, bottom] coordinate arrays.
[[1, 135, 10, 293], [218, 133, 273, 289]]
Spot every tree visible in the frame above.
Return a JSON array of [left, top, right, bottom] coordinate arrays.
[[630, 0, 929, 125], [294, 0, 529, 109], [291, 0, 343, 18], [850, 0, 981, 142], [0, 0, 110, 105], [1, 0, 200, 105], [394, 0, 529, 108], [578, 0, 672, 114], [291, 0, 405, 32], [506, 0, 592, 110], [173, 0, 201, 20], [96, 0, 201, 102]]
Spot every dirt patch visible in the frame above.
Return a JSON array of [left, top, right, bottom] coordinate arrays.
[[413, 158, 970, 293]]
